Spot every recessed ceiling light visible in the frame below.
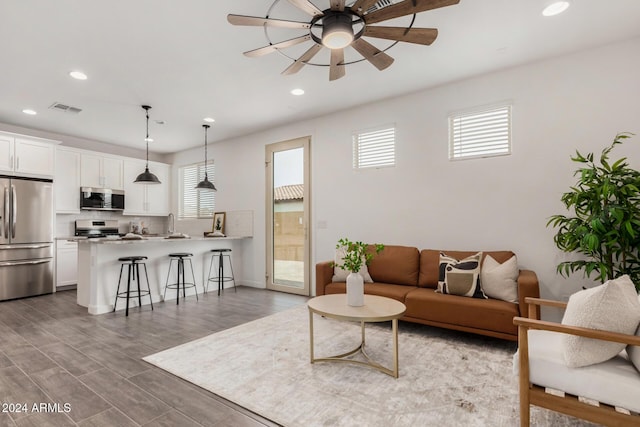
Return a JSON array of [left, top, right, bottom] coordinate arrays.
[[291, 88, 305, 96], [22, 109, 37, 115], [203, 117, 215, 123], [542, 1, 571, 16], [69, 71, 88, 80]]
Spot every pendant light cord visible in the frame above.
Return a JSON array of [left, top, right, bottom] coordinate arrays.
[[203, 124, 210, 178], [145, 107, 150, 168]]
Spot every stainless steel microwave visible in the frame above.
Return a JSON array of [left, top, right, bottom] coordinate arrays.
[[80, 187, 125, 211]]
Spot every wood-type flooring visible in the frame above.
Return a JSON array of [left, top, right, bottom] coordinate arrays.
[[0, 287, 308, 426]]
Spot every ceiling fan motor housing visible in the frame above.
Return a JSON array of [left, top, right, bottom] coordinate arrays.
[[321, 12, 356, 49]]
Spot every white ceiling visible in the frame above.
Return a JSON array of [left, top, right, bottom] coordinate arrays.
[[1, 0, 640, 154]]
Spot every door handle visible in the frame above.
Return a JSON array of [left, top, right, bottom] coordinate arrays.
[[0, 244, 51, 250], [0, 259, 51, 267], [3, 187, 8, 239], [11, 185, 16, 239]]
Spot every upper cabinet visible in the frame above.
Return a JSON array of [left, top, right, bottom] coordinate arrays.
[[80, 153, 123, 189], [0, 132, 58, 177], [55, 147, 81, 214], [122, 159, 170, 216]]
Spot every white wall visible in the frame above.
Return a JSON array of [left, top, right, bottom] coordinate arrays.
[[169, 36, 640, 301]]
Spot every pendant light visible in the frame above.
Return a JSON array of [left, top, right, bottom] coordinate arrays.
[[195, 124, 217, 191], [134, 105, 161, 184]]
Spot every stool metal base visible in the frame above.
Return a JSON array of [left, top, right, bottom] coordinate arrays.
[[163, 255, 198, 305], [206, 250, 237, 296], [113, 258, 154, 316]]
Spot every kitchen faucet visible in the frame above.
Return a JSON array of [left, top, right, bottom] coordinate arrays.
[[167, 213, 175, 234]]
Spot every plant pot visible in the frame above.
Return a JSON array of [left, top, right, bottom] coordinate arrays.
[[346, 272, 364, 306]]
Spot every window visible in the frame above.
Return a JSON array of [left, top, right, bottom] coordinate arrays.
[[449, 105, 512, 160], [352, 126, 396, 169], [178, 162, 215, 219]]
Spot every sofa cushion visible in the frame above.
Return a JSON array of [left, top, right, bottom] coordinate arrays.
[[561, 275, 640, 368], [419, 249, 516, 288], [324, 282, 416, 303], [437, 252, 486, 298], [367, 245, 419, 286], [404, 288, 518, 336], [515, 329, 640, 413], [481, 254, 519, 303]]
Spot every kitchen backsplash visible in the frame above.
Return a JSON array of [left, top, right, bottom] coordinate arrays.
[[56, 211, 169, 237]]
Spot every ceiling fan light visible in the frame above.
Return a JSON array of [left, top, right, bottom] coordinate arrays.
[[322, 14, 354, 49], [542, 1, 571, 16]]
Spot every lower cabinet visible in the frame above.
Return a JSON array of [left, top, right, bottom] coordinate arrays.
[[56, 240, 78, 288]]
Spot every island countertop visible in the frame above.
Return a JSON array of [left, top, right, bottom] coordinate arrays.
[[77, 235, 249, 314], [77, 235, 251, 244]]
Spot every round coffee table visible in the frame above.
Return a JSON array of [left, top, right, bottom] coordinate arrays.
[[307, 294, 406, 378]]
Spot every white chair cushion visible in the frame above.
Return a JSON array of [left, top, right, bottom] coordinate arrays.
[[561, 275, 640, 367], [514, 330, 640, 413]]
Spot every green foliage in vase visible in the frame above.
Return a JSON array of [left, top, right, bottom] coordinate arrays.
[[333, 238, 384, 273], [547, 132, 640, 291]]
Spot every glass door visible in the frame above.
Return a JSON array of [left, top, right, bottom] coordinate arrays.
[[265, 137, 310, 296]]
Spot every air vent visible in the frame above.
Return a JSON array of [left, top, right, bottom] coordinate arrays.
[[366, 0, 401, 13], [48, 102, 82, 114]]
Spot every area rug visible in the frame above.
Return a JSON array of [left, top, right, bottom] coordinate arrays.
[[143, 306, 592, 427]]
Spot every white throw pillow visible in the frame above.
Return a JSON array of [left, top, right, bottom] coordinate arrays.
[[480, 255, 519, 303], [561, 275, 640, 368], [332, 248, 373, 283]]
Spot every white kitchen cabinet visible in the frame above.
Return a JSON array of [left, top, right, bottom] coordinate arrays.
[[80, 153, 123, 189], [55, 147, 81, 213], [0, 132, 57, 177], [122, 159, 170, 216], [56, 240, 78, 288]]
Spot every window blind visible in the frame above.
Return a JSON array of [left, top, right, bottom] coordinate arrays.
[[353, 126, 396, 169], [178, 162, 215, 219], [449, 105, 512, 160]]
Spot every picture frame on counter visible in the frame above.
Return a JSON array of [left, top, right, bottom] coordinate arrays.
[[212, 212, 226, 235]]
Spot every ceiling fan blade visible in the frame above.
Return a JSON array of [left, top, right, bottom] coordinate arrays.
[[244, 35, 312, 58], [351, 39, 394, 71], [282, 44, 323, 75], [350, 0, 379, 15], [287, 0, 324, 16], [227, 14, 311, 30], [330, 48, 346, 81], [330, 0, 346, 12], [364, 0, 460, 25], [364, 26, 438, 45]]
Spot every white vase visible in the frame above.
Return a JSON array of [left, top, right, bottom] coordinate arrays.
[[346, 272, 364, 306]]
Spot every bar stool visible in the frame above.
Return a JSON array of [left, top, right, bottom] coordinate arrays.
[[113, 256, 153, 316], [206, 249, 236, 296], [163, 252, 198, 305]]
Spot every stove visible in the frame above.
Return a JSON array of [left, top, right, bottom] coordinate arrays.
[[75, 220, 120, 238]]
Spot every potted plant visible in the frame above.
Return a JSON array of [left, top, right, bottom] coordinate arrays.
[[547, 132, 640, 291], [333, 238, 384, 306]]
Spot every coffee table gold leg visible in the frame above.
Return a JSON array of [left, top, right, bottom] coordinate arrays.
[[309, 309, 314, 364], [392, 318, 399, 378], [361, 320, 365, 345]]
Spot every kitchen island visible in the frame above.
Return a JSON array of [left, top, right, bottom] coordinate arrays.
[[76, 236, 250, 314]]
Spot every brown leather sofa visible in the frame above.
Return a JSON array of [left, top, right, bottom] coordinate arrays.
[[316, 245, 540, 341]]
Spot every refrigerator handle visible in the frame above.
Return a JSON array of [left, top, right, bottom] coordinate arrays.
[[11, 185, 16, 239], [3, 186, 8, 239]]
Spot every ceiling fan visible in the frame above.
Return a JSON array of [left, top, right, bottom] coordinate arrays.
[[228, 0, 461, 81]]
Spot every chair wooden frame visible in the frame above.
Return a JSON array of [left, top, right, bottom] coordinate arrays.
[[514, 297, 640, 427]]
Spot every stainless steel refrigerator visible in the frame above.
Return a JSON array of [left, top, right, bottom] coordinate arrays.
[[0, 176, 54, 301]]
